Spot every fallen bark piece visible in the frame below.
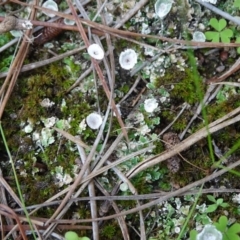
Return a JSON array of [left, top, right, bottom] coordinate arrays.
[[0, 16, 17, 33]]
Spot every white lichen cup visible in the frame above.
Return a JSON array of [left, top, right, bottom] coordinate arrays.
[[144, 98, 158, 113], [42, 0, 58, 18], [119, 49, 137, 70], [192, 31, 206, 42], [154, 0, 173, 19], [87, 44, 104, 60], [86, 113, 103, 129]]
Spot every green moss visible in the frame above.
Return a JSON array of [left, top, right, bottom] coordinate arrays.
[[1, 61, 96, 219], [171, 115, 189, 132], [153, 66, 204, 104], [101, 223, 117, 239], [171, 69, 204, 104]]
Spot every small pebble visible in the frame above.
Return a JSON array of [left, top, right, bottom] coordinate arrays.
[[216, 65, 225, 73]]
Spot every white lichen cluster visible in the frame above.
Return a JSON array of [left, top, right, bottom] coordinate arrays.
[[77, 119, 87, 134], [147, 193, 216, 238], [196, 225, 222, 240], [40, 98, 55, 108], [232, 193, 240, 204], [79, 76, 96, 93], [142, 51, 187, 84], [20, 98, 84, 184], [144, 98, 158, 113], [22, 20, 33, 29], [143, 55, 168, 83], [55, 166, 73, 187], [151, 199, 191, 236]]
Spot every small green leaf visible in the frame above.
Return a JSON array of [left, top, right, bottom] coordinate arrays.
[[209, 18, 226, 32], [65, 231, 79, 240], [236, 37, 240, 43], [220, 203, 229, 208], [228, 223, 240, 234], [218, 19, 227, 31], [237, 47, 240, 54], [216, 198, 223, 205], [236, 37, 240, 54], [220, 28, 233, 43], [207, 195, 217, 203], [189, 229, 198, 240], [214, 216, 228, 232], [152, 171, 161, 180], [205, 31, 220, 42], [209, 18, 219, 31], [224, 231, 240, 240], [234, 0, 240, 8], [206, 204, 218, 213]]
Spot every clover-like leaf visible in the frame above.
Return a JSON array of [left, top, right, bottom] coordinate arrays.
[[209, 18, 227, 32], [228, 223, 240, 235], [214, 216, 228, 233], [225, 231, 240, 240], [205, 31, 220, 42], [220, 28, 233, 43]]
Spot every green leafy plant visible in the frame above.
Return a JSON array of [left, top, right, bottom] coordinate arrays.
[[214, 216, 240, 240], [205, 18, 233, 43], [205, 194, 229, 213]]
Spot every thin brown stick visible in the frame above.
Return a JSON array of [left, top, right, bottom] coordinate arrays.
[[0, 204, 28, 240], [94, 180, 130, 240], [12, 188, 240, 212], [5, 0, 240, 48], [0, 2, 37, 119], [127, 106, 240, 178], [77, 143, 99, 240], [41, 158, 240, 223]]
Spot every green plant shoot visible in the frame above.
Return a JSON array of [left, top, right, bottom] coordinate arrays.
[[206, 194, 229, 213]]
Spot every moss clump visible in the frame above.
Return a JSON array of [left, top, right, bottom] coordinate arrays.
[[0, 60, 100, 219], [153, 66, 204, 105], [100, 223, 117, 239], [171, 69, 204, 104]]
